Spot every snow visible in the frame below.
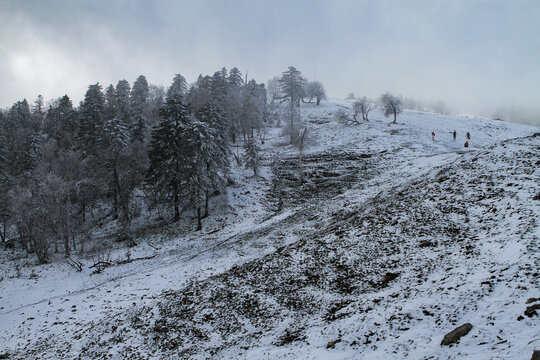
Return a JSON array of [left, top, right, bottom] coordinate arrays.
[[0, 99, 538, 359]]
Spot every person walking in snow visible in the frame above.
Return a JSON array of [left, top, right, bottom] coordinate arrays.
[[464, 141, 469, 148], [453, 130, 456, 140], [432, 132, 435, 141], [466, 132, 471, 140]]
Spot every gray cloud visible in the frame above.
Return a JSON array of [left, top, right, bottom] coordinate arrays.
[[1, 0, 539, 124]]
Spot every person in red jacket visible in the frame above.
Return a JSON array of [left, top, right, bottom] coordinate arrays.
[[432, 132, 435, 141], [464, 141, 469, 148]]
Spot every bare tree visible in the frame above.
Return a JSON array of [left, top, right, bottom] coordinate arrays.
[[266, 76, 282, 103], [353, 97, 375, 122], [380, 92, 402, 123]]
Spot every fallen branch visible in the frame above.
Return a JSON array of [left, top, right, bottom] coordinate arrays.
[[66, 256, 83, 272], [116, 254, 157, 265]]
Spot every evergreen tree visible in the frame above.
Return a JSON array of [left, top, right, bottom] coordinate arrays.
[[104, 84, 116, 120], [78, 83, 106, 156], [45, 95, 77, 148], [146, 93, 191, 221], [167, 73, 188, 98], [130, 75, 150, 143], [279, 66, 306, 106], [131, 75, 149, 109], [243, 137, 260, 177], [228, 67, 243, 87], [115, 79, 131, 124], [184, 117, 229, 229], [5, 100, 40, 177]]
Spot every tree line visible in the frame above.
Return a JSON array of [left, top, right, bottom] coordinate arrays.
[[0, 65, 326, 263]]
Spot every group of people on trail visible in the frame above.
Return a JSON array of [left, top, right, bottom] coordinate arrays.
[[431, 130, 471, 147]]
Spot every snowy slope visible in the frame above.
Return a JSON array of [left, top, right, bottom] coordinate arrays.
[[0, 100, 538, 359]]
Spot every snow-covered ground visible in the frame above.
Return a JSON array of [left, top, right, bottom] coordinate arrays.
[[0, 100, 538, 359]]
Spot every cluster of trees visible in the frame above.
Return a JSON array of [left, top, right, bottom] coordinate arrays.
[[338, 92, 402, 125], [0, 67, 269, 263]]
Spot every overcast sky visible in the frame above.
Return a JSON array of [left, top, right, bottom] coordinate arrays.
[[1, 0, 539, 122]]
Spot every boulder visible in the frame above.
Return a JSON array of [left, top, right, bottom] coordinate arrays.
[[441, 323, 473, 346]]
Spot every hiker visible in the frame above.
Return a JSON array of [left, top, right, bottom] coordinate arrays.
[[464, 141, 469, 148], [453, 130, 456, 140], [432, 132, 435, 141], [466, 132, 471, 140]]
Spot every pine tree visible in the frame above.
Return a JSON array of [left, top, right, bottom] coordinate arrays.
[[130, 75, 150, 143], [194, 103, 230, 218], [115, 79, 131, 125], [131, 75, 149, 109], [243, 137, 260, 177], [228, 67, 243, 87], [5, 100, 40, 177], [79, 83, 106, 156], [146, 93, 191, 221], [167, 74, 188, 98], [279, 66, 306, 106], [104, 84, 116, 120], [184, 119, 229, 229]]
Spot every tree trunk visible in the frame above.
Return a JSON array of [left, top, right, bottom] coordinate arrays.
[[63, 224, 70, 256], [393, 112, 397, 123], [203, 193, 209, 218], [316, 96, 321, 105], [196, 207, 202, 231], [173, 188, 180, 222]]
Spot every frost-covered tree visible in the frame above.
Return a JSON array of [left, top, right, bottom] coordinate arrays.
[[130, 75, 150, 142], [44, 95, 78, 148], [187, 75, 213, 112], [131, 75, 149, 109], [79, 83, 106, 156], [240, 80, 266, 142], [279, 66, 306, 106], [380, 92, 402, 123], [184, 119, 229, 230], [146, 93, 191, 221], [4, 100, 40, 177], [115, 79, 131, 125], [167, 74, 188, 98], [243, 137, 260, 177], [266, 76, 282, 103], [228, 67, 243, 87], [353, 96, 375, 122], [305, 81, 327, 105]]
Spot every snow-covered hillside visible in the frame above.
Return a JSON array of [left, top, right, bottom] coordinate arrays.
[[1, 100, 538, 359]]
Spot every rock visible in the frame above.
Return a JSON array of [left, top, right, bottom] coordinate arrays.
[[380, 272, 400, 287], [326, 339, 341, 349], [531, 350, 540, 360], [441, 323, 473, 346], [526, 297, 539, 304], [419, 240, 435, 248], [525, 303, 540, 318]]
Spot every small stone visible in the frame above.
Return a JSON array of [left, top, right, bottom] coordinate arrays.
[[326, 338, 341, 349], [441, 323, 473, 346]]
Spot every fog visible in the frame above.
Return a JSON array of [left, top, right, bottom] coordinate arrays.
[[1, 0, 539, 125]]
